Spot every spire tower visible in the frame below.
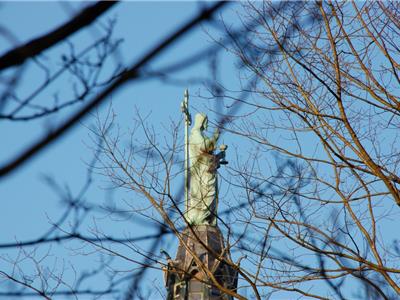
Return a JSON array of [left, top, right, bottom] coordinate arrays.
[[162, 90, 238, 300]]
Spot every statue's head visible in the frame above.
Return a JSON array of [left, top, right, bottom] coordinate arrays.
[[193, 113, 208, 130]]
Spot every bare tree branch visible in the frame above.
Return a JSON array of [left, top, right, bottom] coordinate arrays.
[[0, 1, 117, 71]]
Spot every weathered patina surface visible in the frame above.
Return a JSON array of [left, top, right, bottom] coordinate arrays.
[[187, 113, 220, 225]]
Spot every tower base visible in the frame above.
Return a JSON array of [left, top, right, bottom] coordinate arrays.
[[163, 225, 238, 300]]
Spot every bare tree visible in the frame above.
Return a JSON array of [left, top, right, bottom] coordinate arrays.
[[6, 1, 400, 299], [87, 1, 400, 299], [205, 1, 400, 299]]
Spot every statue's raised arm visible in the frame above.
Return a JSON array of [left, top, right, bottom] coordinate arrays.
[[186, 113, 226, 226]]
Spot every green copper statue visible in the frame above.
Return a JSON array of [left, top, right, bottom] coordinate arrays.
[[181, 91, 227, 226], [188, 119, 228, 225], [187, 113, 220, 225]]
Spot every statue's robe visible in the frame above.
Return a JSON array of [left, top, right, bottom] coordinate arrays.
[[187, 114, 218, 226]]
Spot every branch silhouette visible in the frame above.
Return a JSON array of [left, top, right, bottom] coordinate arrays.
[[0, 1, 229, 178], [0, 1, 117, 71]]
